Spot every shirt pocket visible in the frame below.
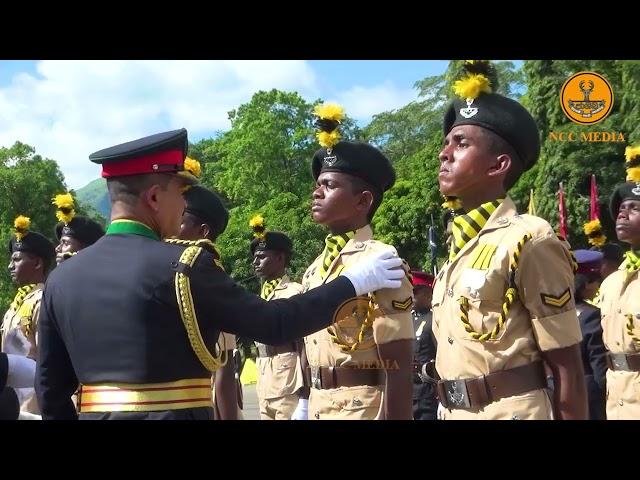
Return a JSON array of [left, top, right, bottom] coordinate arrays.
[[456, 268, 509, 343]]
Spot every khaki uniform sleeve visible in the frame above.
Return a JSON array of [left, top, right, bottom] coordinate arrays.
[[372, 262, 414, 345], [31, 296, 42, 352], [517, 233, 582, 351]]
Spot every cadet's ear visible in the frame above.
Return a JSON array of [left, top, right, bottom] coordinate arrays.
[[200, 223, 211, 239], [487, 153, 512, 180], [356, 190, 374, 216], [32, 255, 43, 272]]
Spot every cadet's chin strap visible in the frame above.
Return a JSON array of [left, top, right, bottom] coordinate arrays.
[[458, 234, 531, 342], [170, 240, 227, 372]]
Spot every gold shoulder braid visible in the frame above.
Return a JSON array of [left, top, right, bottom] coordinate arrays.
[[327, 293, 377, 352], [458, 234, 531, 341], [171, 242, 227, 372], [165, 238, 224, 270]]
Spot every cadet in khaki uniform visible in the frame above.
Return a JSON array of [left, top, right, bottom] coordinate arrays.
[[431, 61, 586, 420], [599, 145, 640, 419], [299, 103, 414, 420], [2, 215, 55, 418], [249, 221, 305, 420], [52, 192, 105, 265], [178, 182, 243, 420]]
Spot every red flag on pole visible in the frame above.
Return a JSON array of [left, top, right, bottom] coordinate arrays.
[[584, 174, 606, 247], [558, 182, 568, 240], [589, 174, 600, 221]]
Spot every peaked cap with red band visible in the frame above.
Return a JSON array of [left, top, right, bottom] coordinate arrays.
[[411, 270, 434, 289], [89, 128, 198, 183]]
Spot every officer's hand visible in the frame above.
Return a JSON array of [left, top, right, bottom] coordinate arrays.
[[5, 354, 36, 388], [341, 249, 404, 296], [4, 328, 30, 357], [291, 398, 308, 420], [437, 402, 445, 420]]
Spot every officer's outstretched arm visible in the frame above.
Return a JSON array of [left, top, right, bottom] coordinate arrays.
[[35, 287, 79, 420], [191, 250, 404, 344]]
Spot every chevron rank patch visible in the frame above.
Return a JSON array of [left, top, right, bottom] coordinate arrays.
[[540, 288, 572, 308], [467, 243, 498, 270], [392, 297, 413, 311]]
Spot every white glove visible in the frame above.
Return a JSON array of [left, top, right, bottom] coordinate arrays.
[[437, 402, 446, 420], [18, 411, 41, 420], [6, 354, 36, 388], [291, 398, 308, 420], [14, 387, 34, 406], [341, 249, 404, 296], [4, 328, 31, 356]]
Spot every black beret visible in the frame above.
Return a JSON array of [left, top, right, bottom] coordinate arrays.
[[89, 128, 197, 183], [609, 181, 640, 220], [443, 93, 541, 171], [250, 231, 293, 256], [183, 186, 229, 237], [8, 231, 55, 263], [312, 141, 396, 193], [55, 216, 105, 246]]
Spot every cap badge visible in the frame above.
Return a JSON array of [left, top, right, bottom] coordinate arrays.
[[460, 98, 478, 119], [258, 241, 267, 249], [323, 154, 337, 166], [633, 183, 640, 196]]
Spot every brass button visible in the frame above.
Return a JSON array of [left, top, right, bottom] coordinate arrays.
[[447, 288, 454, 297], [448, 337, 454, 345], [618, 399, 624, 407], [313, 339, 317, 344], [618, 308, 622, 313], [314, 412, 320, 419]]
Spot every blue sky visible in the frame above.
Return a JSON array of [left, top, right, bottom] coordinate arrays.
[[0, 60, 521, 189]]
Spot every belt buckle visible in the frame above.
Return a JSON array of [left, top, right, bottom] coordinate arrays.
[[444, 379, 471, 409], [418, 360, 438, 385], [611, 353, 630, 371], [310, 365, 322, 389]]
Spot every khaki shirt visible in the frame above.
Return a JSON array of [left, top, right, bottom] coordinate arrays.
[[1, 284, 44, 415], [599, 265, 640, 419], [256, 276, 305, 401], [302, 225, 413, 419], [212, 332, 243, 419], [432, 197, 582, 419]]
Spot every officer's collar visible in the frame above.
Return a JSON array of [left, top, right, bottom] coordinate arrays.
[[106, 219, 160, 241]]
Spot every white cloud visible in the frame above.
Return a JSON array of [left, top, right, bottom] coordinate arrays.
[[0, 60, 319, 189], [331, 81, 418, 121]]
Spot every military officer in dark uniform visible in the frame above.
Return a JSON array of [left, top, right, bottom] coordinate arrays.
[[573, 249, 607, 420], [35, 128, 404, 420], [410, 271, 437, 420]]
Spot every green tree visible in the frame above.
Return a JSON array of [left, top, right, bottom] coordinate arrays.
[[0, 142, 73, 309], [519, 60, 640, 248]]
